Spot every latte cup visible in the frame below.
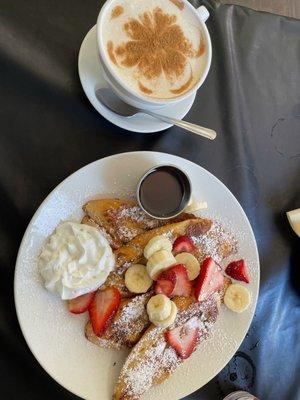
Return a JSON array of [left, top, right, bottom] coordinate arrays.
[[96, 1, 212, 109]]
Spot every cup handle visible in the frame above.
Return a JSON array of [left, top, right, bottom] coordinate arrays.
[[197, 5, 210, 22]]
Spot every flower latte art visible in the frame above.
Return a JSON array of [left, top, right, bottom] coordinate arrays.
[[102, 0, 207, 99]]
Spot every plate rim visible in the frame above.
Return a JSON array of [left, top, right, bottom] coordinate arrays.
[[14, 151, 260, 399]]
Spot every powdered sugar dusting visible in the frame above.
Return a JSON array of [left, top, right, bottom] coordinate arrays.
[[115, 297, 219, 399], [116, 225, 140, 242], [106, 205, 162, 243], [117, 206, 160, 228], [125, 338, 167, 397], [191, 220, 238, 264], [104, 204, 195, 244], [160, 345, 180, 370], [91, 293, 151, 349], [116, 261, 132, 275], [114, 294, 150, 336]]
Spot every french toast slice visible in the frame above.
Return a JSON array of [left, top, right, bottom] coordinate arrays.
[[83, 198, 196, 247], [113, 295, 219, 400], [81, 215, 122, 249], [115, 218, 212, 270], [85, 293, 151, 349], [102, 272, 132, 298], [191, 221, 238, 264], [83, 199, 142, 245]]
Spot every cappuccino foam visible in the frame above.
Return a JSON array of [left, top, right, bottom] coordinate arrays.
[[102, 0, 207, 99]]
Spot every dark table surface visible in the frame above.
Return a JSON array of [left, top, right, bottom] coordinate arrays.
[[0, 1, 299, 399]]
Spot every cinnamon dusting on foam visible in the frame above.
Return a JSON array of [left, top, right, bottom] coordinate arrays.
[[115, 7, 193, 81], [169, 0, 185, 10], [107, 41, 118, 66], [170, 70, 193, 95], [111, 5, 124, 19], [104, 2, 207, 98], [138, 81, 153, 95]]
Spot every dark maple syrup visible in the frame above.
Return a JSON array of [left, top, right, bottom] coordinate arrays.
[[138, 166, 191, 218]]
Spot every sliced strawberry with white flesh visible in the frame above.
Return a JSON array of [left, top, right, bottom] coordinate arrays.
[[171, 264, 192, 297], [194, 257, 224, 302], [165, 318, 199, 359], [68, 291, 95, 314], [225, 259, 250, 283], [89, 287, 121, 336], [156, 264, 192, 297], [154, 278, 175, 297], [172, 236, 196, 255]]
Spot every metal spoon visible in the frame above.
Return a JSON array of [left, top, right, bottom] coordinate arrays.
[[95, 88, 217, 140]]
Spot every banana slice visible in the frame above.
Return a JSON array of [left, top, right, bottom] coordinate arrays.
[[125, 264, 153, 294], [175, 252, 200, 280], [287, 208, 300, 237], [144, 235, 172, 259], [147, 294, 172, 322], [152, 300, 178, 328], [224, 283, 251, 313], [146, 250, 177, 280], [185, 197, 208, 213]]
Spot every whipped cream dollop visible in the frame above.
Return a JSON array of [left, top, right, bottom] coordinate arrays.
[[38, 221, 115, 300]]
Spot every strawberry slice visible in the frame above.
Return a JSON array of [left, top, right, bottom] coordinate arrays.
[[165, 318, 199, 359], [194, 257, 224, 302], [89, 287, 121, 336], [68, 291, 95, 314], [225, 259, 250, 283], [154, 278, 175, 297], [172, 236, 196, 255], [155, 264, 192, 297], [170, 264, 192, 297]]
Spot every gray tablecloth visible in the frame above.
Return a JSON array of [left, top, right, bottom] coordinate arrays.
[[0, 0, 299, 399]]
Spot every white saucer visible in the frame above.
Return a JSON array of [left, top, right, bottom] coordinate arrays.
[[78, 26, 197, 133]]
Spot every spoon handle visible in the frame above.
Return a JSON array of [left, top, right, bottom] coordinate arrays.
[[143, 110, 217, 140]]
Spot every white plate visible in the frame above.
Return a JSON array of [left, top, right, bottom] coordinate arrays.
[[14, 151, 259, 400], [78, 26, 196, 133]]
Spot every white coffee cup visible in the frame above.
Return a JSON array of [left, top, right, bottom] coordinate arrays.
[[96, 1, 212, 109]]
